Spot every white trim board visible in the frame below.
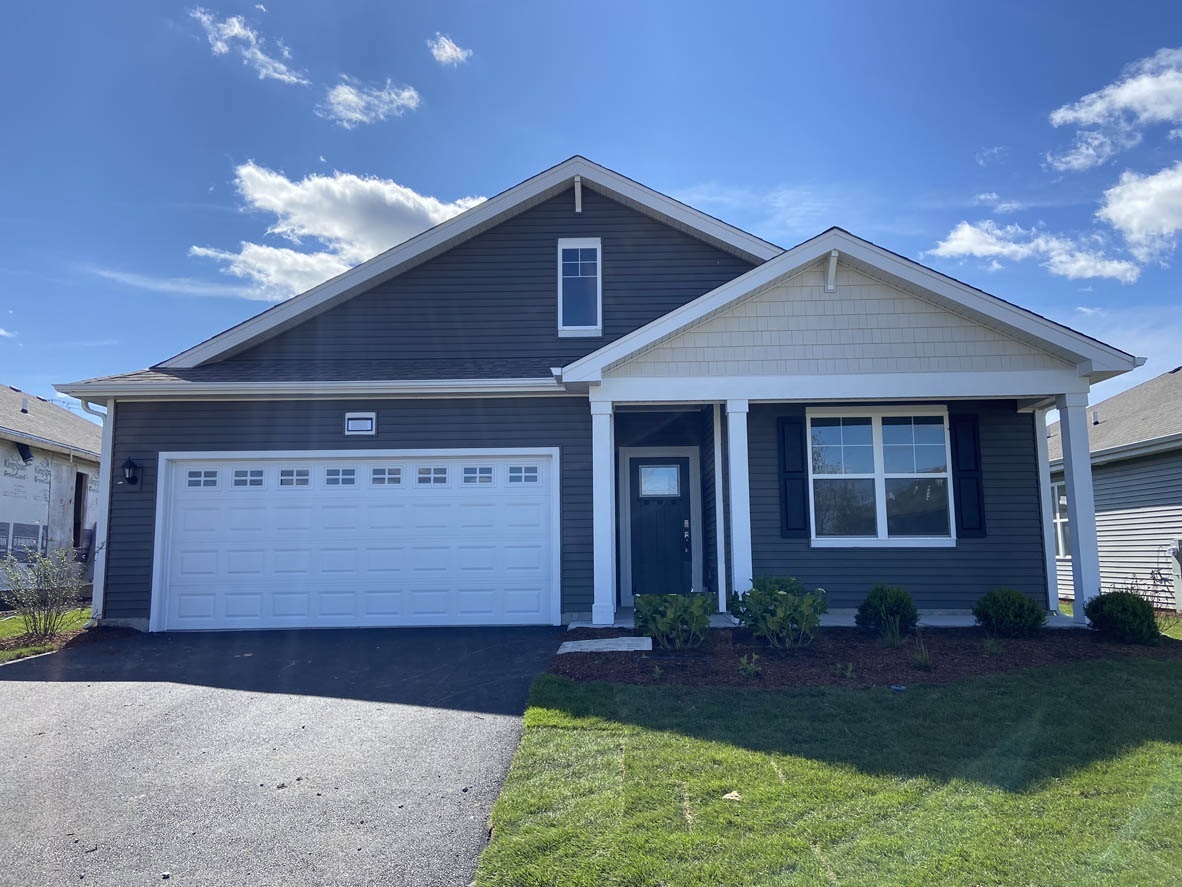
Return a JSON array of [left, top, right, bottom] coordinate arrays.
[[617, 447, 703, 607], [589, 369, 1091, 405], [88, 400, 115, 620], [561, 228, 1141, 385], [147, 157, 780, 370], [148, 447, 562, 632], [56, 378, 571, 401]]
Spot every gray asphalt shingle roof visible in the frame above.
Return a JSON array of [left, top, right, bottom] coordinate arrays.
[[1047, 367, 1182, 462], [0, 384, 102, 457]]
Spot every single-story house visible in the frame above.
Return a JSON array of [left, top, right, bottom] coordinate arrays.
[[1048, 368, 1182, 611], [57, 157, 1141, 632], [1, 384, 102, 567]]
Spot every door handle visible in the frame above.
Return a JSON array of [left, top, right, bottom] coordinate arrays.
[[683, 519, 691, 554]]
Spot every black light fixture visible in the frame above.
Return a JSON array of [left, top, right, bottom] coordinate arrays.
[[16, 443, 34, 464], [121, 457, 140, 485]]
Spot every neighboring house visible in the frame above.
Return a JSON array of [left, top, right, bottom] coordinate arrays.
[[57, 157, 1139, 632], [1048, 368, 1182, 611], [1, 385, 102, 567]]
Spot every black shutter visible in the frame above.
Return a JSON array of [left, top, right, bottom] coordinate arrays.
[[950, 414, 986, 537], [778, 416, 810, 538]]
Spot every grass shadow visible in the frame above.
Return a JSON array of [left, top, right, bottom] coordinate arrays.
[[529, 655, 1182, 791]]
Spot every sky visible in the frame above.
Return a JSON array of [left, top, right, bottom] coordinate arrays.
[[3, 1, 1182, 419]]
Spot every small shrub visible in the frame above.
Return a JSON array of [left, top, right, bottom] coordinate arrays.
[[728, 576, 828, 648], [0, 548, 87, 639], [738, 653, 761, 678], [972, 588, 1047, 638], [829, 662, 856, 680], [1084, 591, 1159, 645], [855, 585, 918, 636], [912, 631, 932, 671], [983, 637, 1004, 656], [650, 664, 664, 681], [635, 593, 713, 650]]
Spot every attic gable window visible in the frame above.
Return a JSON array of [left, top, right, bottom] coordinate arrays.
[[557, 237, 602, 337]]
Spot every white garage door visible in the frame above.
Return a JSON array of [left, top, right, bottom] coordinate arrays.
[[153, 451, 559, 631]]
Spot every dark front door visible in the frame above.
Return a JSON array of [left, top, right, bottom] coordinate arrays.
[[629, 457, 692, 596]]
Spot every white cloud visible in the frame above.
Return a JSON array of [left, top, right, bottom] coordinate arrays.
[[674, 182, 857, 244], [929, 220, 1141, 283], [255, 3, 266, 11], [0, 327, 15, 338], [974, 192, 1023, 214], [189, 7, 309, 85], [1096, 160, 1182, 262], [974, 146, 1006, 167], [427, 33, 472, 66], [1048, 47, 1182, 171], [317, 76, 421, 128], [1075, 306, 1106, 317], [87, 266, 263, 299], [189, 162, 485, 299]]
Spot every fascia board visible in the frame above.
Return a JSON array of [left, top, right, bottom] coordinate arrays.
[[1049, 431, 1182, 470], [832, 236, 1139, 373], [54, 378, 567, 400], [160, 157, 782, 370]]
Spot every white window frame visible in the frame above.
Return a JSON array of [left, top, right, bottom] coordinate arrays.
[[344, 412, 376, 436], [557, 237, 602, 337], [806, 406, 957, 548], [1051, 481, 1071, 560], [231, 468, 265, 489]]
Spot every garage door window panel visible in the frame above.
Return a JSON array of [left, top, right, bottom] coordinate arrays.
[[232, 469, 264, 488], [326, 467, 357, 486], [372, 467, 402, 486], [418, 466, 448, 485], [279, 468, 310, 487], [187, 470, 218, 489]]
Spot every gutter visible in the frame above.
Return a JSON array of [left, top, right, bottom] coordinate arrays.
[[1048, 430, 1182, 471], [0, 426, 101, 462]]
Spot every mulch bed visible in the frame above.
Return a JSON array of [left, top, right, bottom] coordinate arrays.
[[552, 626, 1182, 689], [0, 625, 135, 661]]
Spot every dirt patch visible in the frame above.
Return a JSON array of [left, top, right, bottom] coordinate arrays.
[[551, 627, 1182, 689]]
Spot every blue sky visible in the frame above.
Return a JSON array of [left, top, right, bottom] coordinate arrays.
[[4, 1, 1182, 415]]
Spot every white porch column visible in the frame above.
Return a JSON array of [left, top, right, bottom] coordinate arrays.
[[726, 399, 753, 595], [1033, 407, 1059, 612], [591, 400, 616, 625], [1057, 393, 1100, 623]]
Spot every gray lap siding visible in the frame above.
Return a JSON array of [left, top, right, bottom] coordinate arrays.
[[219, 186, 756, 374], [748, 401, 1048, 609], [104, 397, 592, 621]]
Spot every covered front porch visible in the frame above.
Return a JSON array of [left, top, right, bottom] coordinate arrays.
[[588, 394, 1107, 628]]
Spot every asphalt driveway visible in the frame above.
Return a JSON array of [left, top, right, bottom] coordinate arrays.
[[0, 626, 560, 886]]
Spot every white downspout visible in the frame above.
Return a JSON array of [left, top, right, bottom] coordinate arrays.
[[79, 400, 113, 623]]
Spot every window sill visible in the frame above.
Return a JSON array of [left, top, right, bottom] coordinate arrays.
[[810, 537, 957, 549], [558, 328, 602, 338]]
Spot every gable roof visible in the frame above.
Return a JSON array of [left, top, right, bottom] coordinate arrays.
[[1048, 367, 1182, 465], [0, 384, 102, 459], [560, 227, 1141, 385], [158, 156, 783, 370]]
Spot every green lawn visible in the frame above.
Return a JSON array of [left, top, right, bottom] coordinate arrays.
[[0, 608, 91, 663], [478, 657, 1182, 886]]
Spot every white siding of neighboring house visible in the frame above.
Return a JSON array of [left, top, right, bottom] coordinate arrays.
[[607, 263, 1073, 378], [1053, 449, 1182, 609]]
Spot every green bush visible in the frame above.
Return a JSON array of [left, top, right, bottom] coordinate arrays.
[[634, 593, 714, 649], [972, 588, 1047, 638], [1084, 591, 1159, 645], [0, 548, 87, 639], [855, 585, 918, 635], [728, 575, 828, 648]]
